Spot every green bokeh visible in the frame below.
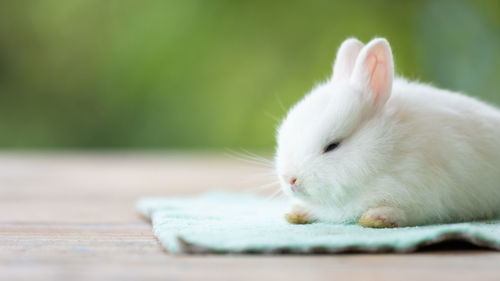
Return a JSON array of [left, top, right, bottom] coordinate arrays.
[[0, 0, 499, 149]]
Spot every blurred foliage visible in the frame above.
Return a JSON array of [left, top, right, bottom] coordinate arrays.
[[0, 0, 499, 149]]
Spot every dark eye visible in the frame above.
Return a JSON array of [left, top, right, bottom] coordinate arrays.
[[324, 141, 341, 153]]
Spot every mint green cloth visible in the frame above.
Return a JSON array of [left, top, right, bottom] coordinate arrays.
[[137, 191, 500, 254]]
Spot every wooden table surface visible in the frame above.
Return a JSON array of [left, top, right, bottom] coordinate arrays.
[[1, 153, 499, 281]]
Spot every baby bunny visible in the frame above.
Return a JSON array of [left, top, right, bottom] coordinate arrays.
[[275, 37, 500, 228]]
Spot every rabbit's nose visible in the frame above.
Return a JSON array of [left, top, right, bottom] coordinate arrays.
[[289, 177, 300, 193], [282, 175, 300, 192]]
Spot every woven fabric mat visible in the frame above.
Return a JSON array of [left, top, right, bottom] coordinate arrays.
[[137, 192, 500, 254]]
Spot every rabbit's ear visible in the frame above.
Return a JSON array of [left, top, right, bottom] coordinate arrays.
[[332, 38, 364, 82], [350, 38, 394, 106]]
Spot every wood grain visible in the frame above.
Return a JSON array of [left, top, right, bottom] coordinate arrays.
[[1, 152, 499, 281]]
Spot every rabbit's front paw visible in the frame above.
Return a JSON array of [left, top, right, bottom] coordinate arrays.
[[358, 206, 406, 228], [285, 205, 314, 224]]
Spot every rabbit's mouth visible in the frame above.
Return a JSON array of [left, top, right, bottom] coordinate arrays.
[[292, 186, 309, 198], [289, 182, 312, 199]]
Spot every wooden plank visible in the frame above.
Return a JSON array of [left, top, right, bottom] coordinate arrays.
[[0, 153, 499, 281]]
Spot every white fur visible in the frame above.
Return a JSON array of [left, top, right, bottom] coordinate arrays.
[[275, 38, 500, 226]]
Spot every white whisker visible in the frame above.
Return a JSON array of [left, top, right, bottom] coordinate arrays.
[[264, 188, 285, 202], [238, 148, 275, 165], [224, 148, 274, 168], [243, 181, 280, 192], [265, 111, 281, 124], [275, 95, 288, 115]]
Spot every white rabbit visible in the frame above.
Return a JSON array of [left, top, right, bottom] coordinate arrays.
[[275, 37, 500, 228]]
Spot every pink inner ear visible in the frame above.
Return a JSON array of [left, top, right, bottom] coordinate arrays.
[[366, 53, 388, 103]]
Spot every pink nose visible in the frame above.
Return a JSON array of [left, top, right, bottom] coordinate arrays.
[[290, 177, 297, 185]]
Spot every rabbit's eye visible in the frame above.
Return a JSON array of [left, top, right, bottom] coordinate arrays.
[[324, 141, 341, 153]]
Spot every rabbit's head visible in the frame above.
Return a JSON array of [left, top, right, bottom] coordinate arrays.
[[275, 38, 395, 205]]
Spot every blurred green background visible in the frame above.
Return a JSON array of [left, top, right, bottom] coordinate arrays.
[[0, 0, 499, 150]]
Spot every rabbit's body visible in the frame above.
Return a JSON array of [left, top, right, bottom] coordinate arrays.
[[276, 38, 500, 227], [308, 78, 500, 226]]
